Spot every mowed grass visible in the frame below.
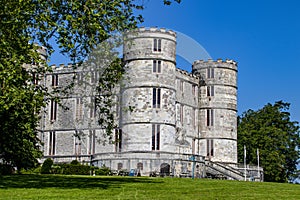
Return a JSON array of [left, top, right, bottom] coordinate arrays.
[[0, 175, 299, 200]]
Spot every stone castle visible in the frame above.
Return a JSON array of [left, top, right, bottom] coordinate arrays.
[[39, 27, 262, 180]]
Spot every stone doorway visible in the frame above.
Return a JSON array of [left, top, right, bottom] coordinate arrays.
[[160, 163, 170, 177]]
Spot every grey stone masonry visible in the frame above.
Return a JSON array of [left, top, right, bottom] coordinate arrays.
[[192, 59, 237, 163], [38, 27, 249, 179]]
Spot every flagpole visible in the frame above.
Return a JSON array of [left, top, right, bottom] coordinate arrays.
[[244, 145, 246, 181], [257, 148, 260, 181]]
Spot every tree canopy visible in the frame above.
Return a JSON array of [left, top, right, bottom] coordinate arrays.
[[237, 101, 300, 182], [0, 0, 180, 171]]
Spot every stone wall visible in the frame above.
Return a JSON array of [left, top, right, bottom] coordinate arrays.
[[39, 27, 238, 175]]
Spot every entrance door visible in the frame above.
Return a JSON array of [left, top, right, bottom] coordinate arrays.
[[160, 163, 170, 177]]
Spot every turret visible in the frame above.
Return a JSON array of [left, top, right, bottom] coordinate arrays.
[[192, 59, 238, 163], [122, 27, 177, 152]]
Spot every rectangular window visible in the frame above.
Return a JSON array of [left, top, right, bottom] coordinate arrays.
[[180, 105, 184, 124], [74, 135, 81, 156], [207, 139, 214, 157], [192, 108, 195, 128], [115, 129, 122, 152], [192, 85, 197, 96], [77, 72, 83, 84], [90, 97, 96, 118], [153, 60, 162, 73], [91, 70, 99, 84], [52, 74, 58, 87], [207, 68, 214, 79], [88, 130, 96, 154], [192, 139, 195, 155], [152, 88, 161, 108], [206, 109, 214, 126], [152, 124, 160, 150], [116, 100, 119, 117], [153, 38, 161, 52], [194, 109, 197, 128], [76, 98, 83, 120], [32, 73, 39, 85], [50, 99, 57, 121], [180, 81, 184, 91], [207, 85, 214, 97], [48, 132, 56, 155]]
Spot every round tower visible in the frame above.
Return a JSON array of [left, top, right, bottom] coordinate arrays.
[[122, 27, 177, 153], [192, 59, 238, 164]]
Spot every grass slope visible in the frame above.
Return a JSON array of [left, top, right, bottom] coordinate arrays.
[[0, 175, 299, 199]]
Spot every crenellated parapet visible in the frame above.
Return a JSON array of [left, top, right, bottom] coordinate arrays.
[[192, 58, 237, 74], [175, 68, 199, 80], [127, 26, 176, 38], [49, 62, 97, 74]]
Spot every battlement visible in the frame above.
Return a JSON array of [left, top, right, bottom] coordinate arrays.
[[50, 63, 74, 70], [49, 63, 87, 73], [175, 68, 199, 79], [137, 27, 177, 37], [125, 27, 177, 42], [193, 58, 237, 66]]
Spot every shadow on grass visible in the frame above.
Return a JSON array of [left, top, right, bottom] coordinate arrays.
[[0, 175, 162, 189]]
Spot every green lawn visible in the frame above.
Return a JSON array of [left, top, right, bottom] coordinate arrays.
[[0, 175, 299, 199]]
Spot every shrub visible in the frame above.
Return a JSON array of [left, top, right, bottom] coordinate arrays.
[[95, 166, 111, 176], [0, 164, 14, 175], [70, 160, 80, 165], [51, 165, 62, 174], [41, 158, 53, 174], [20, 165, 41, 174], [62, 164, 91, 175]]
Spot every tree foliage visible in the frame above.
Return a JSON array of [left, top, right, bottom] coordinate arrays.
[[237, 101, 300, 182], [0, 0, 180, 171]]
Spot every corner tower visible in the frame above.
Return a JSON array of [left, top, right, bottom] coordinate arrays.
[[192, 59, 238, 164], [122, 27, 177, 153]]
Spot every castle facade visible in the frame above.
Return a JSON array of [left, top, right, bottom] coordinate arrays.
[[39, 27, 243, 178]]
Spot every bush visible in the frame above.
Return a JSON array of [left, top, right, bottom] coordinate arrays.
[[70, 160, 80, 165], [20, 165, 41, 174], [51, 165, 62, 174], [41, 158, 53, 174], [0, 164, 14, 175], [62, 164, 91, 175], [95, 166, 111, 176]]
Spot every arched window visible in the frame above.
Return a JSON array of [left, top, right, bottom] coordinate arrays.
[[137, 162, 143, 170], [117, 163, 123, 170]]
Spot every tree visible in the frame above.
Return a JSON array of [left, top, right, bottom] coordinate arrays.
[[0, 0, 181, 172], [237, 101, 300, 182]]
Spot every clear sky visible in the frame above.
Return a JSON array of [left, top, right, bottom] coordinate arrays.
[[136, 0, 300, 121], [51, 0, 300, 122]]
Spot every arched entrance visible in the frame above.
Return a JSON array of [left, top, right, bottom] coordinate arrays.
[[160, 163, 170, 177]]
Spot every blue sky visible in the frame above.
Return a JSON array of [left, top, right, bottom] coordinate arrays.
[[137, 0, 300, 121], [51, 0, 300, 122]]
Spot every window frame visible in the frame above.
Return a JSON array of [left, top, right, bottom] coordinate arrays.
[[153, 38, 162, 52], [115, 129, 122, 152], [152, 88, 161, 109], [206, 139, 214, 157], [48, 131, 56, 155], [207, 68, 215, 79], [153, 60, 162, 73], [152, 124, 160, 151], [52, 74, 58, 87], [206, 109, 214, 126], [207, 85, 214, 97], [50, 99, 57, 121]]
